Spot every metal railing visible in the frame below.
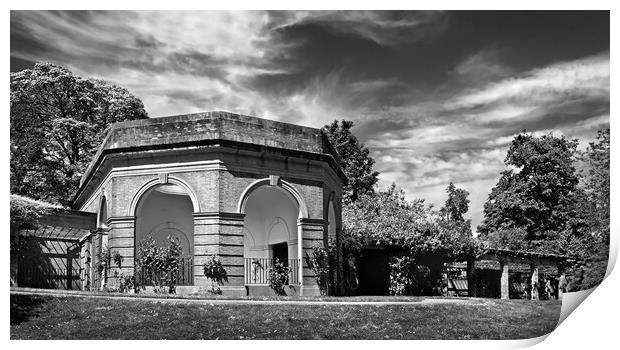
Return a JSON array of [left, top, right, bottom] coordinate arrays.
[[135, 257, 194, 287], [244, 258, 300, 285], [17, 265, 81, 290]]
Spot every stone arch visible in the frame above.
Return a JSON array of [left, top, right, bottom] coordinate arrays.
[[128, 176, 200, 217], [239, 178, 304, 263], [237, 178, 308, 219], [133, 181, 195, 260]]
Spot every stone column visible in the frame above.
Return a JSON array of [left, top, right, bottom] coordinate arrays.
[[193, 212, 245, 296], [99, 230, 109, 291], [299, 218, 327, 296], [466, 256, 478, 297], [106, 217, 136, 288], [530, 264, 539, 300], [500, 261, 510, 299]]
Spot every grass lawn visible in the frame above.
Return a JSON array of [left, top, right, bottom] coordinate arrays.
[[10, 293, 560, 340]]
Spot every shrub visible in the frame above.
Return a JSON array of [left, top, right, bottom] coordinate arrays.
[[136, 235, 183, 294], [203, 255, 228, 295], [305, 246, 330, 296], [268, 259, 290, 296]]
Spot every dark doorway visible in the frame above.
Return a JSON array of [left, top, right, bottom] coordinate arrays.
[[357, 249, 390, 295], [272, 242, 288, 264]]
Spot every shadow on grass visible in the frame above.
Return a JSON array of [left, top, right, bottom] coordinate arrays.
[[11, 294, 48, 325]]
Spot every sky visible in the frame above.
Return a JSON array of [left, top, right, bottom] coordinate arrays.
[[10, 10, 610, 232]]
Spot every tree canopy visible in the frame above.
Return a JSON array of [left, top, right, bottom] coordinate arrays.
[[322, 120, 379, 202], [478, 132, 580, 247], [478, 130, 610, 290], [441, 182, 470, 224], [343, 184, 477, 261], [10, 62, 148, 205]]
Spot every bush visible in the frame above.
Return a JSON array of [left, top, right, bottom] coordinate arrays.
[[305, 246, 330, 296], [268, 259, 290, 296], [136, 235, 183, 294], [388, 254, 445, 296], [203, 255, 228, 294]]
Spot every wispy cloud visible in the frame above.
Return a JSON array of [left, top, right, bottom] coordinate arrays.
[[275, 11, 448, 47]]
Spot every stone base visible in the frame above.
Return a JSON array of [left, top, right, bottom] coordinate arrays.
[[301, 285, 321, 296], [246, 285, 300, 296]]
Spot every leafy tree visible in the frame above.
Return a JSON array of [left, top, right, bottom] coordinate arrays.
[[10, 62, 148, 205], [478, 130, 610, 291], [478, 132, 580, 251], [567, 129, 610, 290], [322, 120, 379, 202], [441, 182, 470, 223]]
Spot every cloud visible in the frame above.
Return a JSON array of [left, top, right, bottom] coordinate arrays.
[[446, 52, 609, 120], [453, 48, 514, 82], [11, 11, 609, 234], [274, 11, 448, 47]]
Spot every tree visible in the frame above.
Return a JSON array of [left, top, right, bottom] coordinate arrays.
[[322, 120, 379, 202], [567, 129, 610, 290], [478, 132, 580, 252], [441, 182, 470, 223], [10, 62, 148, 205]]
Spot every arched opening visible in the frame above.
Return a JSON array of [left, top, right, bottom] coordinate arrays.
[[135, 184, 194, 257], [97, 196, 108, 229], [327, 199, 336, 242], [242, 184, 302, 285], [134, 183, 194, 285]]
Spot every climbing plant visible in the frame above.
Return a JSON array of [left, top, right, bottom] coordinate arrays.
[[268, 259, 290, 296], [203, 255, 228, 295], [305, 246, 330, 296]]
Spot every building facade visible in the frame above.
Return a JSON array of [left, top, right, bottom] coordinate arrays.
[[72, 111, 345, 296]]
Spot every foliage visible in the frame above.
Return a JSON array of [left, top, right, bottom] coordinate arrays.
[[344, 184, 477, 259], [202, 255, 228, 295], [10, 195, 63, 230], [268, 259, 290, 296], [136, 235, 183, 294], [115, 274, 136, 294], [566, 129, 610, 290], [478, 130, 610, 291], [305, 246, 330, 296], [97, 245, 112, 273], [10, 62, 148, 205], [440, 182, 470, 223], [322, 120, 379, 202], [112, 251, 123, 269], [387, 255, 443, 296], [388, 255, 416, 296], [478, 132, 580, 251], [341, 183, 478, 295]]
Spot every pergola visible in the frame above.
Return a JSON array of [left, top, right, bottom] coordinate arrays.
[[466, 248, 578, 300]]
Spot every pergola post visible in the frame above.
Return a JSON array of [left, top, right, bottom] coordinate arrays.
[[500, 261, 509, 299], [466, 256, 477, 297], [530, 264, 539, 300], [558, 265, 566, 301]]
